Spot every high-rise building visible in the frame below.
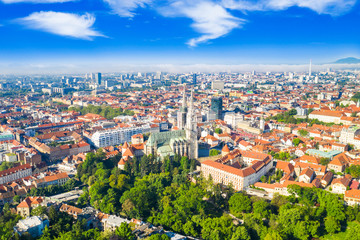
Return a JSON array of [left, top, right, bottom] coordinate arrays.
[[209, 97, 223, 120], [192, 74, 197, 85], [309, 59, 312, 77], [95, 73, 101, 85], [155, 71, 162, 80]]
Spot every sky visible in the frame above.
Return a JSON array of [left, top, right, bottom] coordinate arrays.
[[0, 0, 360, 73]]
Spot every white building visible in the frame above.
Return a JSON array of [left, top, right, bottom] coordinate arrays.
[[211, 81, 224, 90], [102, 215, 130, 232], [224, 113, 243, 129], [339, 126, 360, 149], [0, 164, 32, 185], [91, 125, 150, 148], [14, 216, 49, 238]]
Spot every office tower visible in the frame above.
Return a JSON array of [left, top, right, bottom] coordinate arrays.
[[309, 59, 312, 77], [95, 73, 101, 85], [289, 72, 294, 80], [209, 97, 223, 120], [156, 71, 162, 80], [193, 74, 197, 85]]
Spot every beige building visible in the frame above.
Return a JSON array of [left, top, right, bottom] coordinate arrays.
[[308, 110, 343, 124], [17, 197, 44, 217], [345, 189, 360, 206], [201, 150, 273, 191]]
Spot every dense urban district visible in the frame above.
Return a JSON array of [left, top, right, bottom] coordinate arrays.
[[1, 70, 360, 240]]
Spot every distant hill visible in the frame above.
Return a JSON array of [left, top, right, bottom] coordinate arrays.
[[334, 57, 360, 64]]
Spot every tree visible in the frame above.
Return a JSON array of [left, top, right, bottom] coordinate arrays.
[[345, 223, 360, 240], [260, 176, 267, 183], [292, 138, 302, 147], [278, 207, 302, 236], [183, 221, 198, 237], [346, 165, 360, 178], [31, 206, 47, 216], [115, 222, 135, 240], [201, 216, 234, 240], [298, 129, 308, 137], [264, 231, 283, 240], [253, 200, 271, 219], [149, 234, 170, 240], [48, 205, 58, 222], [325, 216, 340, 234], [320, 158, 331, 166], [210, 149, 220, 156], [13, 195, 20, 203], [288, 109, 297, 116], [215, 128, 223, 134], [229, 193, 252, 217], [293, 221, 309, 240], [231, 226, 251, 240]]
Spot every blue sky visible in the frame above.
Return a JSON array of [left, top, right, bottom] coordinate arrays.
[[0, 0, 359, 72]]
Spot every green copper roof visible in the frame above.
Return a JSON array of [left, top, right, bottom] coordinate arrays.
[[147, 130, 186, 147], [157, 145, 175, 157], [306, 149, 342, 159]]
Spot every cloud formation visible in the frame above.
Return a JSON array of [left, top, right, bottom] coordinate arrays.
[[222, 0, 357, 16], [103, 0, 152, 17], [159, 1, 244, 47], [1, 0, 73, 3], [17, 11, 104, 40], [107, 0, 356, 46]]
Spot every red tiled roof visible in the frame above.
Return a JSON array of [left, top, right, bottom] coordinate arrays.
[[0, 164, 31, 177], [202, 160, 255, 177]]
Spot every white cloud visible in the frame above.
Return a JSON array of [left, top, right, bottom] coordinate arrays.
[[17, 11, 104, 40], [1, 0, 73, 3], [222, 0, 357, 16], [158, 1, 244, 47], [103, 0, 152, 17]]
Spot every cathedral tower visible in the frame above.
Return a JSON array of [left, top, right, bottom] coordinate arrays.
[[186, 88, 198, 159], [177, 84, 187, 130]]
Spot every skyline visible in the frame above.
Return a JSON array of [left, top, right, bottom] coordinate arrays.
[[0, 0, 360, 73]]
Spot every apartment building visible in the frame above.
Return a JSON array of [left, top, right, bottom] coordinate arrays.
[[339, 126, 360, 149], [91, 125, 150, 148], [0, 164, 32, 185]]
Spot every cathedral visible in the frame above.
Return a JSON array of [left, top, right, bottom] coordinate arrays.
[[144, 86, 198, 159]]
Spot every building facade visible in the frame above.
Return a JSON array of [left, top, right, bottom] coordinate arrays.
[[201, 151, 273, 191], [91, 125, 150, 148], [0, 164, 32, 185]]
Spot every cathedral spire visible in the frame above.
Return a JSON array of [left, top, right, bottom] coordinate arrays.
[[182, 84, 187, 110], [189, 87, 194, 112], [187, 87, 195, 129]]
